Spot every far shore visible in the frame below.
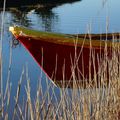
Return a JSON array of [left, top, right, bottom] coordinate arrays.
[[0, 0, 80, 9]]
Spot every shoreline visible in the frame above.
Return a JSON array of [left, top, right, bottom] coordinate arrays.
[[0, 0, 80, 9]]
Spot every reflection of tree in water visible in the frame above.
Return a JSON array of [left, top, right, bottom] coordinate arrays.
[[10, 8, 59, 48], [9, 7, 59, 32], [10, 8, 32, 27], [35, 8, 59, 32], [5, 0, 82, 31]]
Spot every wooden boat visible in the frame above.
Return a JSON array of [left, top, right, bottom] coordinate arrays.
[[9, 26, 120, 88]]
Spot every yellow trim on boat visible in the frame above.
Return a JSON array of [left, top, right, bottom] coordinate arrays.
[[9, 26, 120, 48]]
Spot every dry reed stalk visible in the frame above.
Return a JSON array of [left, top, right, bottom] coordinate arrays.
[[35, 87, 40, 120], [25, 79, 34, 120], [4, 41, 12, 106], [0, 0, 6, 117], [4, 113, 8, 120], [12, 67, 24, 120]]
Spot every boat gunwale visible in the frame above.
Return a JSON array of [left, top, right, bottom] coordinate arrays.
[[9, 26, 120, 48]]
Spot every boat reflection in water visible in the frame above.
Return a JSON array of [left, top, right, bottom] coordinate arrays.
[[10, 26, 120, 88]]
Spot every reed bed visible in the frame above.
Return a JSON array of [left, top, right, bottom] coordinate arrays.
[[0, 34, 120, 120]]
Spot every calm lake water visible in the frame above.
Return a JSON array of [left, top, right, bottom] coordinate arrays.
[[0, 0, 120, 114]]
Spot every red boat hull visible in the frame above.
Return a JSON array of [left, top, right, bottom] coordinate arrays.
[[17, 36, 112, 81], [9, 26, 120, 88]]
